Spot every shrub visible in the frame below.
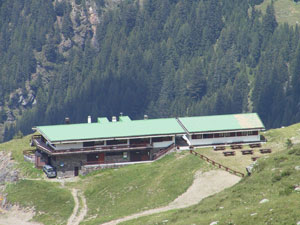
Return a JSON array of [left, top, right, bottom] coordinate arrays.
[[287, 147, 300, 156], [286, 138, 293, 149], [272, 174, 281, 183], [281, 169, 291, 178], [279, 185, 294, 196]]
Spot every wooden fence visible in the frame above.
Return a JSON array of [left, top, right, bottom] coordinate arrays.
[[190, 150, 244, 177]]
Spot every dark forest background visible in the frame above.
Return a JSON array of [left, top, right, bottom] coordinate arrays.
[[1, 0, 300, 141]]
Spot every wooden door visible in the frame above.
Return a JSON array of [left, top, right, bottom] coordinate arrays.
[[98, 153, 105, 163], [141, 150, 150, 161], [74, 167, 79, 176], [130, 151, 141, 161]]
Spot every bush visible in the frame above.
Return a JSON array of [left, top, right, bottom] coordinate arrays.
[[281, 169, 291, 178], [286, 138, 293, 149], [271, 174, 281, 183], [279, 185, 294, 196], [287, 147, 300, 156]]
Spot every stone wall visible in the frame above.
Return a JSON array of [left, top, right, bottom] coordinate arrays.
[[51, 154, 87, 178], [105, 151, 130, 163]]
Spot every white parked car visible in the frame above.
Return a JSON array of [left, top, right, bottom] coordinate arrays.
[[43, 165, 56, 178]]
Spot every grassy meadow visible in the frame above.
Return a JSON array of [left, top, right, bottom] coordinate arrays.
[[5, 180, 74, 225], [121, 144, 300, 225], [257, 0, 300, 25]]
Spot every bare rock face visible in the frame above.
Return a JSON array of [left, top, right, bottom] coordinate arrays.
[[0, 151, 18, 210], [9, 88, 36, 109], [6, 110, 15, 122], [0, 152, 19, 185], [59, 37, 73, 52]]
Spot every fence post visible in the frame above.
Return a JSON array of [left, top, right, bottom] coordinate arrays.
[[189, 145, 194, 154]]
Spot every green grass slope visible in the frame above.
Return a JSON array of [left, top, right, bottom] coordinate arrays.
[[0, 134, 42, 178], [70, 153, 208, 225], [257, 0, 300, 25], [0, 134, 208, 225], [120, 127, 300, 225], [5, 180, 74, 225]]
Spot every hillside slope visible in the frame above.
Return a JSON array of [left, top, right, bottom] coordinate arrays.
[[119, 128, 300, 225], [1, 124, 300, 224], [0, 134, 209, 225]]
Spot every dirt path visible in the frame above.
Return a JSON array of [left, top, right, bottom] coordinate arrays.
[[67, 189, 88, 225], [0, 206, 42, 225], [101, 170, 241, 225]]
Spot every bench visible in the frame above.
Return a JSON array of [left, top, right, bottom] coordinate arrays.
[[231, 145, 242, 149], [223, 151, 235, 156], [241, 149, 253, 155], [251, 156, 260, 161], [260, 149, 272, 154], [249, 143, 261, 148], [213, 146, 226, 151]]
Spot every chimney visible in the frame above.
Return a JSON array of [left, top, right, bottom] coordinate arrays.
[[65, 117, 70, 124], [88, 116, 92, 123], [144, 115, 148, 120], [120, 112, 123, 117], [112, 116, 117, 122]]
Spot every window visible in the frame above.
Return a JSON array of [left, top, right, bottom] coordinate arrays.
[[192, 134, 203, 139], [152, 136, 172, 142], [242, 132, 248, 136], [230, 132, 236, 137], [83, 141, 95, 147], [95, 141, 104, 145], [237, 132, 242, 137], [203, 134, 213, 139], [224, 133, 231, 137], [248, 131, 258, 135], [106, 152, 123, 156], [214, 133, 224, 138], [107, 139, 128, 145], [130, 138, 150, 145]]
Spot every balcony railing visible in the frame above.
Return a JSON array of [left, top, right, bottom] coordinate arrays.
[[32, 136, 151, 155]]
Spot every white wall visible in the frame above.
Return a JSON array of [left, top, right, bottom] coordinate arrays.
[[54, 142, 83, 150], [153, 141, 174, 148], [152, 136, 175, 148], [189, 135, 260, 146]]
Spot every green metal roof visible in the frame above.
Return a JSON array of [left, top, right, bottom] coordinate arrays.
[[179, 113, 265, 133], [37, 118, 185, 143], [97, 117, 110, 123], [36, 113, 265, 143], [119, 116, 131, 122]]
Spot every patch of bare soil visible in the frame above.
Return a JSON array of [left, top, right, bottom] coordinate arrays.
[[0, 206, 42, 225], [101, 170, 241, 225]]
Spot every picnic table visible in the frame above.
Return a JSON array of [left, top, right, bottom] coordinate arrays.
[[213, 146, 226, 151], [260, 149, 272, 154], [249, 143, 261, 148], [241, 149, 253, 155], [223, 151, 235, 156], [231, 144, 242, 149]]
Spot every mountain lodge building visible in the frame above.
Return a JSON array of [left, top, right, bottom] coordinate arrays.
[[31, 113, 265, 177]]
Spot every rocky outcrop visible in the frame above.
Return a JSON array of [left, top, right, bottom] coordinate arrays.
[[0, 151, 19, 185], [9, 87, 36, 109]]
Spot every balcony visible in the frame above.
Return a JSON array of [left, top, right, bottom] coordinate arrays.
[[31, 135, 152, 155]]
